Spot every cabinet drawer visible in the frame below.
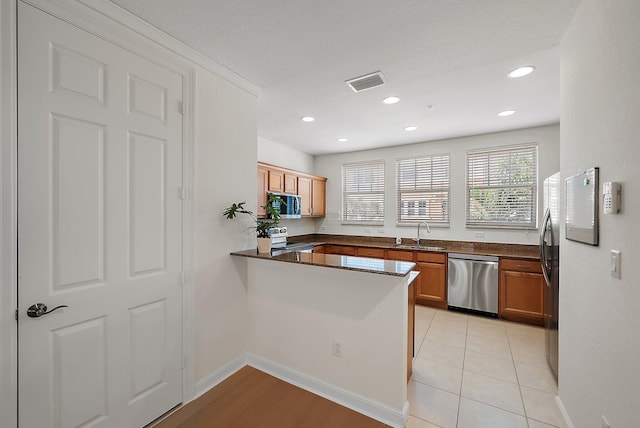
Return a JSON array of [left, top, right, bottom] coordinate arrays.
[[355, 247, 385, 258], [501, 258, 542, 273], [416, 252, 446, 264], [326, 245, 356, 256], [312, 244, 326, 254], [386, 250, 415, 262]]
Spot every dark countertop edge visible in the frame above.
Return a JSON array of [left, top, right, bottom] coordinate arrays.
[[230, 250, 415, 277], [287, 236, 540, 261]]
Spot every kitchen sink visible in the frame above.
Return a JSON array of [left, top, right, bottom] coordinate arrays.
[[394, 244, 446, 251]]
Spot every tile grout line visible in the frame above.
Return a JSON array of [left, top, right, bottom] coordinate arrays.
[[508, 327, 532, 427]]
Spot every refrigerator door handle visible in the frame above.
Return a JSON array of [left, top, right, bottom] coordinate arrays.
[[540, 208, 553, 285]]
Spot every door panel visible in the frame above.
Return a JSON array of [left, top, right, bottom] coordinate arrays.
[[52, 318, 108, 428], [18, 3, 183, 427], [52, 115, 106, 290]]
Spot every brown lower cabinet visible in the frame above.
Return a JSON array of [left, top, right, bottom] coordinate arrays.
[[324, 244, 356, 256], [414, 252, 447, 309], [407, 279, 415, 382], [499, 258, 544, 326]]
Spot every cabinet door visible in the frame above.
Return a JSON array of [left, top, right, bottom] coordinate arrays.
[[407, 280, 415, 383], [257, 167, 268, 217], [298, 176, 313, 216], [311, 179, 326, 216], [284, 173, 298, 194], [499, 270, 544, 325], [268, 170, 284, 193], [415, 261, 447, 309]]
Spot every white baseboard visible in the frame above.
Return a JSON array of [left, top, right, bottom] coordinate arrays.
[[193, 354, 248, 400], [246, 352, 409, 428], [556, 395, 575, 428]]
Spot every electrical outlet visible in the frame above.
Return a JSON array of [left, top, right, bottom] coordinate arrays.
[[332, 339, 344, 358], [601, 414, 610, 428]]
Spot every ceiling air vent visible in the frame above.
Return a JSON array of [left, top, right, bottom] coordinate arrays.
[[345, 71, 386, 92]]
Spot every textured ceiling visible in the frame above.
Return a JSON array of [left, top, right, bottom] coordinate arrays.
[[110, 0, 580, 155]]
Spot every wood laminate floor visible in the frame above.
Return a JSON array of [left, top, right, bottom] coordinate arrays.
[[150, 366, 389, 428]]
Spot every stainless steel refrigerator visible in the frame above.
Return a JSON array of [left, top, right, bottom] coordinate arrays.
[[541, 172, 560, 380]]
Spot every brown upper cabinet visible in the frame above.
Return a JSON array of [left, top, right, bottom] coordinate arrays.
[[268, 169, 285, 193], [257, 166, 269, 217], [258, 162, 327, 217], [284, 174, 298, 194]]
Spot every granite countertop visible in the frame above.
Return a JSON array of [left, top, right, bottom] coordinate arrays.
[[230, 248, 416, 277], [288, 234, 540, 260]]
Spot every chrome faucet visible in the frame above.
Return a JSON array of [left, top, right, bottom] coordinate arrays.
[[414, 221, 431, 246]]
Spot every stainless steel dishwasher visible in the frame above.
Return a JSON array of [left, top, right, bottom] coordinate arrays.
[[447, 253, 499, 316]]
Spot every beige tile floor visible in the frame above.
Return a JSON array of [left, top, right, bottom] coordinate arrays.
[[407, 306, 565, 428]]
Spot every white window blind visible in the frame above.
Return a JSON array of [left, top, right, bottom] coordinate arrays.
[[466, 144, 538, 228], [396, 154, 450, 225], [342, 160, 385, 224]]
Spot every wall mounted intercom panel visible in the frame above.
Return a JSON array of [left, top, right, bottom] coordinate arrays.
[[603, 181, 621, 214]]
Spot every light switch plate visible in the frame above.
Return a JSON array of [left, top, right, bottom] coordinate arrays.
[[611, 250, 621, 279]]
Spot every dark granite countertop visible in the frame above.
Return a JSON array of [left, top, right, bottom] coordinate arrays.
[[287, 234, 540, 261], [230, 248, 416, 277]]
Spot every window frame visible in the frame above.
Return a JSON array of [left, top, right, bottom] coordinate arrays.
[[341, 160, 385, 225], [395, 154, 451, 227], [465, 143, 538, 229]]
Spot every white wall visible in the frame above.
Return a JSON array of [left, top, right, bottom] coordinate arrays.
[[193, 67, 257, 382], [257, 136, 319, 236], [245, 257, 408, 422], [258, 136, 314, 172], [559, 1, 640, 427], [314, 124, 560, 245], [0, 0, 17, 426]]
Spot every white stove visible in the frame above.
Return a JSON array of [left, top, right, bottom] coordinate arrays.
[[268, 227, 288, 248]]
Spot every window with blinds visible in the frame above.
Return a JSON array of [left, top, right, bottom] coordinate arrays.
[[396, 154, 450, 225], [466, 144, 538, 228], [342, 160, 385, 224]]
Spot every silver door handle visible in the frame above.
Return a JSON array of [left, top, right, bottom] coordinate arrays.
[[27, 303, 68, 318]]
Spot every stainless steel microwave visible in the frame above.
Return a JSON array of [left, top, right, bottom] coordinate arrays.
[[270, 193, 301, 219]]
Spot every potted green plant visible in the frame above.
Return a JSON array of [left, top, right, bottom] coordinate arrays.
[[223, 193, 284, 253]]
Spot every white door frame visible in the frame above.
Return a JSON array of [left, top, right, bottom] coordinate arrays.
[[0, 0, 246, 424], [1, 1, 19, 427]]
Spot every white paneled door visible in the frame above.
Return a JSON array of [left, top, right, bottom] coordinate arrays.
[[18, 3, 183, 427]]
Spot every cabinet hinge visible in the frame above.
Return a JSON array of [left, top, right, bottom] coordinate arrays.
[[179, 187, 186, 200], [177, 101, 185, 115], [15, 309, 18, 321]]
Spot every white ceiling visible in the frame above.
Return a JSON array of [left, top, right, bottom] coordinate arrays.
[[110, 0, 580, 155]]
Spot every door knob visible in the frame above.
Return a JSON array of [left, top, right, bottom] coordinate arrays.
[[27, 303, 68, 318]]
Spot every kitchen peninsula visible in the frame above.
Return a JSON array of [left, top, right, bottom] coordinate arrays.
[[230, 248, 417, 426]]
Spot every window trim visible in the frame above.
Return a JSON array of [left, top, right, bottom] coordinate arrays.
[[341, 160, 385, 225], [465, 143, 538, 229], [395, 154, 451, 227]]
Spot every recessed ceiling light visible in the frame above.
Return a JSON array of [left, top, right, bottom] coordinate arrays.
[[498, 110, 516, 117], [337, 137, 348, 142], [383, 96, 400, 104], [301, 116, 315, 122], [404, 126, 418, 131], [508, 66, 535, 78]]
